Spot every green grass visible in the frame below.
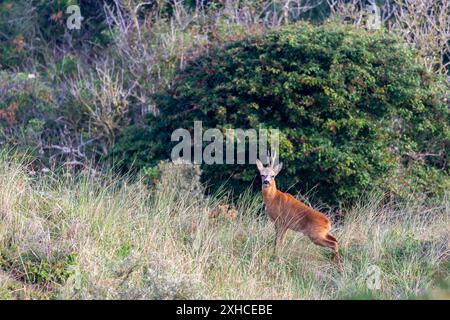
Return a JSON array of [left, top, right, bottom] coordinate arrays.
[[0, 154, 448, 299]]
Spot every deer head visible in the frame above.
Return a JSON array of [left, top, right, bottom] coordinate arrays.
[[255, 151, 283, 189]]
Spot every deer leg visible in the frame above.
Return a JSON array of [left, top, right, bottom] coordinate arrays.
[[274, 224, 288, 254], [310, 235, 341, 267], [326, 233, 341, 264]]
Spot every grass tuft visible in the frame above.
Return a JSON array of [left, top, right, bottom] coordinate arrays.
[[0, 154, 448, 299]]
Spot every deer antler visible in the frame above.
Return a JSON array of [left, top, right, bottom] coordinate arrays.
[[271, 150, 277, 168], [267, 150, 277, 168]]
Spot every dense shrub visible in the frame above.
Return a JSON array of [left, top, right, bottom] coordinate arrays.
[[1, 0, 292, 166], [0, 0, 112, 69], [112, 23, 449, 206], [0, 1, 132, 165], [0, 71, 54, 148]]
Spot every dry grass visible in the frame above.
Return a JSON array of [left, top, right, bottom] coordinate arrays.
[[0, 153, 448, 300]]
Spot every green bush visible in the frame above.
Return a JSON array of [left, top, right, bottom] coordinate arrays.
[[110, 23, 449, 206], [0, 71, 54, 148], [0, 0, 111, 69], [0, 249, 77, 286]]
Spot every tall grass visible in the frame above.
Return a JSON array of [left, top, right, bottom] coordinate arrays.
[[0, 153, 448, 299]]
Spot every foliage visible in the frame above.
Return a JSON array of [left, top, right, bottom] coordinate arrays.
[[0, 1, 448, 206], [0, 0, 117, 166], [1, 0, 298, 167], [0, 71, 53, 144], [0, 250, 77, 285], [0, 0, 112, 69], [112, 22, 449, 206], [0, 154, 448, 299]]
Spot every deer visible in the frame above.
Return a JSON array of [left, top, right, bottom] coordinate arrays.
[[255, 152, 341, 266]]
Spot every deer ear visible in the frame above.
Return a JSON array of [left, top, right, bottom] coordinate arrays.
[[273, 162, 283, 175], [255, 159, 264, 172]]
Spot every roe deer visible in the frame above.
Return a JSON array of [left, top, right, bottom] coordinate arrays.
[[255, 152, 341, 265]]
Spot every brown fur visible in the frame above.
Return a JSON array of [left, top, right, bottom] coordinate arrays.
[[256, 157, 341, 266]]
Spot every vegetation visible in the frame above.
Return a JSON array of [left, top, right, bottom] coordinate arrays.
[[112, 23, 448, 206], [0, 154, 448, 299], [0, 0, 449, 299]]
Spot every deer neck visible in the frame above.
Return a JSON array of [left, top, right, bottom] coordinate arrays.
[[262, 182, 278, 204]]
